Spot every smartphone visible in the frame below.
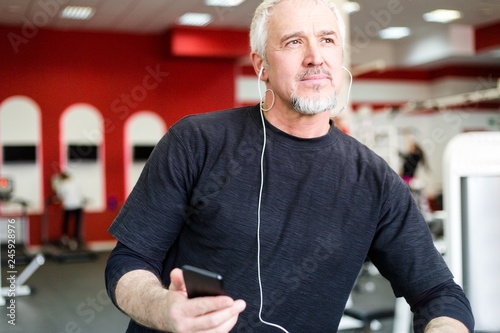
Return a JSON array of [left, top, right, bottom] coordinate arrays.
[[182, 265, 225, 298]]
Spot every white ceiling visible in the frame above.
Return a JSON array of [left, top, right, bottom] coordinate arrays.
[[1, 0, 499, 69]]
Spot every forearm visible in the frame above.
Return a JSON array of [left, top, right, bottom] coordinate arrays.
[[115, 269, 171, 331], [425, 316, 469, 333]]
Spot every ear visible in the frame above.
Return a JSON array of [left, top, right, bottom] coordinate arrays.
[[250, 52, 267, 81]]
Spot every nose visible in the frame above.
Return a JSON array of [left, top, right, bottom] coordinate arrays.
[[303, 41, 324, 67]]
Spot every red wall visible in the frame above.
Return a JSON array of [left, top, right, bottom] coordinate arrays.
[[0, 25, 240, 245]]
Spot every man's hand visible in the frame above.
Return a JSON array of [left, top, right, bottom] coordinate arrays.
[[165, 268, 247, 332], [115, 268, 246, 333]]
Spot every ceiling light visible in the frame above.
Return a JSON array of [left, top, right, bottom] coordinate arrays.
[[205, 0, 246, 7], [343, 2, 361, 14], [178, 13, 213, 26], [378, 27, 411, 40], [60, 6, 95, 20], [423, 9, 462, 23]]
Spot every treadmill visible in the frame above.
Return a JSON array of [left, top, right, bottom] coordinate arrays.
[[41, 196, 98, 263]]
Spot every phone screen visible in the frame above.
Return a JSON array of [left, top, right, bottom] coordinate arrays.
[[182, 265, 225, 298]]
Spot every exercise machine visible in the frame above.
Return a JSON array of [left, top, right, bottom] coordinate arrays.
[[444, 131, 500, 332], [0, 176, 45, 306], [0, 253, 45, 306], [41, 195, 97, 263]]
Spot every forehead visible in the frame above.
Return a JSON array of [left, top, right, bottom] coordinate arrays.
[[267, 0, 340, 38]]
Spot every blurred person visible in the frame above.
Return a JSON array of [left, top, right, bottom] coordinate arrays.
[[399, 134, 428, 185], [56, 172, 84, 250], [399, 134, 432, 219]]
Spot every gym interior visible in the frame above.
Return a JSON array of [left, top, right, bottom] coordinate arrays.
[[0, 0, 499, 332]]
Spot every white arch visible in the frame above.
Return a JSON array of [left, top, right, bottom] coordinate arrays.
[[0, 96, 43, 218], [124, 111, 166, 197], [60, 103, 105, 212]]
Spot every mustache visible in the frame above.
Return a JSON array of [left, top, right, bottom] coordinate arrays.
[[296, 67, 333, 80]]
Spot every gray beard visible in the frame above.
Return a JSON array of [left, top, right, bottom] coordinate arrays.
[[291, 93, 338, 115]]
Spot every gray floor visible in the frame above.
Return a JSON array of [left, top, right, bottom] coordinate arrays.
[[1, 250, 129, 333], [1, 251, 397, 333]]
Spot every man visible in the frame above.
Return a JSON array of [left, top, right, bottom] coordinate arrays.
[[105, 0, 474, 332]]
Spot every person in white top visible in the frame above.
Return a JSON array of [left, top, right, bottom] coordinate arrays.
[[56, 172, 85, 250]]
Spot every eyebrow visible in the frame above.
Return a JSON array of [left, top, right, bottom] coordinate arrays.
[[280, 30, 338, 44], [280, 31, 303, 44], [318, 30, 338, 38]]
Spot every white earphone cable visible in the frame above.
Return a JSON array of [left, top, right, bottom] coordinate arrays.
[[256, 67, 290, 333], [254, 65, 353, 332]]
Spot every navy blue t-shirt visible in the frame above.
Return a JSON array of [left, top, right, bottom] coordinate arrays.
[[107, 105, 468, 332]]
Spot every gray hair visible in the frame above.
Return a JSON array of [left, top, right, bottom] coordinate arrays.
[[249, 0, 346, 62]]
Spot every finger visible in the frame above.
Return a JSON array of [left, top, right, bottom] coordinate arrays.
[[184, 295, 236, 317], [169, 268, 186, 292], [185, 299, 247, 332], [196, 313, 241, 333]]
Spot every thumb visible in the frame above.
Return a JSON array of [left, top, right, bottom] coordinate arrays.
[[169, 268, 186, 292]]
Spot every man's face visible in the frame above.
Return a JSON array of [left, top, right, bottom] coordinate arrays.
[[263, 0, 344, 115]]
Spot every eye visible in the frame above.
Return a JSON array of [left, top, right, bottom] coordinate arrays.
[[285, 39, 301, 47], [322, 37, 336, 44]]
